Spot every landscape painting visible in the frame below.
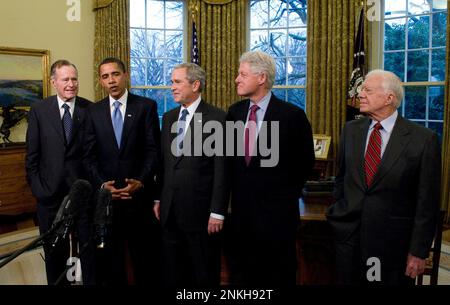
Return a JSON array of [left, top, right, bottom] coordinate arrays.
[[0, 47, 49, 108]]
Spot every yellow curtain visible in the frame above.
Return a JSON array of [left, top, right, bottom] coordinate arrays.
[[306, 0, 366, 173], [93, 0, 130, 101], [441, 2, 450, 223], [187, 0, 247, 110]]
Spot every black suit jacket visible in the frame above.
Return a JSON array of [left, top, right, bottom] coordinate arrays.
[[26, 95, 92, 202], [227, 93, 315, 239], [83, 93, 160, 196], [327, 115, 441, 266], [158, 100, 228, 232]]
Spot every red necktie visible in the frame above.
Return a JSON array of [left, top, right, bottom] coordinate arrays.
[[364, 122, 383, 187], [244, 104, 259, 166]]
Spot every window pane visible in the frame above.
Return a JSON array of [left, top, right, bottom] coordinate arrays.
[[287, 88, 306, 110], [250, 0, 268, 28], [288, 0, 307, 27], [288, 28, 307, 56], [432, 0, 447, 11], [267, 30, 287, 57], [275, 57, 287, 85], [429, 86, 445, 120], [287, 57, 306, 86], [130, 0, 146, 28], [431, 48, 446, 81], [250, 30, 269, 51], [130, 88, 145, 97], [384, 52, 405, 81], [385, 0, 407, 18], [272, 88, 286, 101], [428, 122, 443, 141], [147, 0, 164, 28], [130, 58, 146, 86], [147, 59, 165, 85], [166, 30, 183, 58], [384, 18, 406, 51], [147, 30, 165, 57], [407, 50, 429, 81], [166, 1, 183, 30], [269, 0, 287, 28], [131, 28, 148, 58], [144, 89, 166, 117], [408, 0, 431, 14], [404, 86, 426, 120], [408, 15, 429, 49], [432, 12, 447, 47]]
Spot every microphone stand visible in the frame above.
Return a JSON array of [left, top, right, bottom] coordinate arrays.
[[0, 224, 60, 269]]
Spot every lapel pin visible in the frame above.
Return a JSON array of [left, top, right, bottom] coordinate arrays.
[[127, 114, 132, 117]]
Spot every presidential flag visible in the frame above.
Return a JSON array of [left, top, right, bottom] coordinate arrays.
[[191, 21, 199, 65], [347, 8, 365, 121]]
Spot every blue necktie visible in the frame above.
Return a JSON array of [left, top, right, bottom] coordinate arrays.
[[62, 103, 72, 143], [177, 108, 189, 153], [112, 101, 123, 148]]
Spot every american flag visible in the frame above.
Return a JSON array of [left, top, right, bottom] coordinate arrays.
[[191, 22, 199, 65]]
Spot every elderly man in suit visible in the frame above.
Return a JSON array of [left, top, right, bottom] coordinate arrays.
[[227, 51, 315, 286], [153, 63, 228, 286], [26, 60, 94, 285], [327, 69, 441, 285], [83, 57, 161, 285]]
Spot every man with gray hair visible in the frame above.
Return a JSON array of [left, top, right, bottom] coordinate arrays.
[[327, 69, 441, 284], [226, 51, 315, 285], [154, 62, 228, 286]]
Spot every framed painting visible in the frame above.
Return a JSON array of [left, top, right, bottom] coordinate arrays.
[[0, 47, 50, 145], [0, 46, 50, 108], [313, 134, 331, 160]]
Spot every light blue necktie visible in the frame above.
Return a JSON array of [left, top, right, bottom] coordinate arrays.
[[112, 101, 123, 148], [62, 103, 72, 143], [177, 108, 189, 153]]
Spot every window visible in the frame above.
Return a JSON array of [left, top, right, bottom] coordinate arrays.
[[383, 0, 447, 139], [249, 0, 307, 110], [130, 0, 185, 119]]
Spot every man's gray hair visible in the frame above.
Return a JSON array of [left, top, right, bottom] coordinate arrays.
[[366, 69, 404, 108], [50, 60, 78, 79], [173, 63, 206, 92], [239, 51, 276, 89]]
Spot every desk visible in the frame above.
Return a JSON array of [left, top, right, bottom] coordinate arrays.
[[297, 195, 335, 284]]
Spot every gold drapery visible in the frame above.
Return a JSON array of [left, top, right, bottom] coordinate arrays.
[[187, 0, 247, 110], [93, 0, 130, 101], [441, 2, 450, 223], [306, 0, 367, 173]]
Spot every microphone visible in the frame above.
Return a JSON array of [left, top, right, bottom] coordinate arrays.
[[51, 179, 93, 248], [94, 188, 112, 249]]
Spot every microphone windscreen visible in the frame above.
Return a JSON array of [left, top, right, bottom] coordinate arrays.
[[94, 188, 112, 225], [68, 179, 93, 214]]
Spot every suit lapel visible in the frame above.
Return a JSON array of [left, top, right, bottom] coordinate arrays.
[[354, 118, 371, 189], [369, 115, 411, 189], [47, 96, 65, 144], [167, 106, 180, 164], [174, 100, 207, 167], [100, 98, 120, 152]]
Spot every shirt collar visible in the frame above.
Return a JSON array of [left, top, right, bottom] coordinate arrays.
[[57, 95, 75, 108], [109, 89, 128, 107], [179, 95, 202, 118], [249, 91, 271, 112], [370, 110, 398, 133]]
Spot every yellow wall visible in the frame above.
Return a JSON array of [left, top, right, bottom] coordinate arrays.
[[0, 0, 95, 143]]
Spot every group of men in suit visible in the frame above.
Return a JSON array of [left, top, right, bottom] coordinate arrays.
[[25, 51, 441, 286]]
